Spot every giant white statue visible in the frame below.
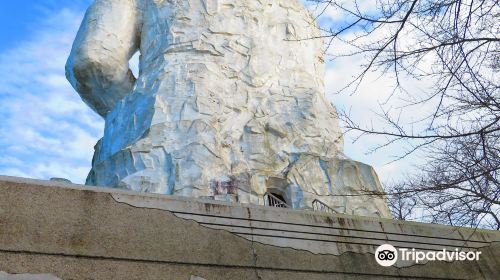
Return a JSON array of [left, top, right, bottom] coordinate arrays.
[[66, 0, 391, 218]]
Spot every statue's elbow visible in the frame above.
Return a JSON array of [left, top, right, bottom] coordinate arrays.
[[65, 52, 110, 117], [67, 49, 130, 88], [65, 49, 133, 118], [66, 50, 101, 84], [65, 55, 79, 88]]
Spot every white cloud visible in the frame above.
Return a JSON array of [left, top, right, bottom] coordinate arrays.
[[323, 51, 436, 182], [303, 2, 442, 183], [305, 0, 380, 27], [0, 8, 104, 184]]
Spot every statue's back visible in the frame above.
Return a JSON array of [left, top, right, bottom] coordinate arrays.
[[66, 0, 391, 218]]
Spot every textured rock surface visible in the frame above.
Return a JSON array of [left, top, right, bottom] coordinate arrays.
[[66, 0, 390, 217]]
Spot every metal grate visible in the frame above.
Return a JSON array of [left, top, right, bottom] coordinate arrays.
[[312, 199, 337, 214], [264, 192, 290, 208]]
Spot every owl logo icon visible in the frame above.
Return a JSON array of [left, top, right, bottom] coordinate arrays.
[[375, 244, 398, 267]]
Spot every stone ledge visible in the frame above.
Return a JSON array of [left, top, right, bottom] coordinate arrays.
[[0, 176, 499, 280]]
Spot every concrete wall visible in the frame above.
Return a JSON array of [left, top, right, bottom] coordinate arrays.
[[0, 176, 499, 280]]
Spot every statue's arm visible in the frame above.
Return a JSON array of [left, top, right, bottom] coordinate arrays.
[[66, 0, 141, 117]]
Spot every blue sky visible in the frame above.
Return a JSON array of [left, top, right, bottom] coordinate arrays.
[[0, 1, 91, 52], [0, 1, 420, 184]]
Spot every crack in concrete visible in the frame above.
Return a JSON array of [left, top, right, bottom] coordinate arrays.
[[109, 193, 352, 257], [246, 208, 263, 280], [1, 249, 472, 280], [109, 193, 499, 272]]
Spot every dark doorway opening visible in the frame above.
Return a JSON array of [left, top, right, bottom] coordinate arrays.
[[265, 192, 289, 208]]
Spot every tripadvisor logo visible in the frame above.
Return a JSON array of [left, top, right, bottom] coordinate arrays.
[[375, 244, 482, 267], [375, 244, 398, 267]]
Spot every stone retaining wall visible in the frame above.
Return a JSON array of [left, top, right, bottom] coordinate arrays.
[[0, 176, 498, 279]]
